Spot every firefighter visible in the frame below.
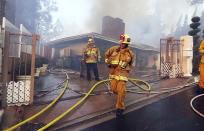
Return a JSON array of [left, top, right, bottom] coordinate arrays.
[[199, 40, 204, 89], [82, 38, 101, 81], [105, 34, 134, 118]]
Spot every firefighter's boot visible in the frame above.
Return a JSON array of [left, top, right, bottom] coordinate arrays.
[[116, 109, 124, 119]]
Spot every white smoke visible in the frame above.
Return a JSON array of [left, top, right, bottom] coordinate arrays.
[[55, 0, 204, 47]]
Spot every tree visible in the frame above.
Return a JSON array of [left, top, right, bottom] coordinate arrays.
[[39, 19, 63, 42], [188, 16, 201, 44], [15, 0, 41, 33], [15, 0, 63, 43], [36, 0, 63, 43], [188, 16, 201, 74], [203, 30, 204, 39]]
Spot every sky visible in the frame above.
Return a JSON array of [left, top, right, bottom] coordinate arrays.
[[51, 0, 204, 46]]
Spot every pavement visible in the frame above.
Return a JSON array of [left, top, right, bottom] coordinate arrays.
[[1, 68, 197, 131], [83, 85, 204, 131]]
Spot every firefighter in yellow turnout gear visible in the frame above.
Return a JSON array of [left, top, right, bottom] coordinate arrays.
[[105, 34, 134, 118], [199, 40, 204, 89], [82, 38, 101, 81]]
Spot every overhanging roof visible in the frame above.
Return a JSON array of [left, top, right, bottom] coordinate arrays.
[[46, 32, 159, 52]]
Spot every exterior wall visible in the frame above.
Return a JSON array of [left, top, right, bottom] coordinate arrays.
[[147, 55, 155, 68], [60, 47, 70, 57], [59, 42, 87, 57], [155, 53, 160, 70], [44, 46, 52, 61], [147, 53, 160, 70], [134, 49, 148, 69], [55, 42, 87, 70], [69, 42, 86, 56], [102, 16, 125, 40]]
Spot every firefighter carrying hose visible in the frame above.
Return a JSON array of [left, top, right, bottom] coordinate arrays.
[[199, 40, 204, 89], [105, 34, 135, 118], [82, 38, 101, 81]]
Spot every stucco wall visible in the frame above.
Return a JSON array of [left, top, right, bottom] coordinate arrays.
[[147, 53, 160, 70], [59, 42, 86, 56]]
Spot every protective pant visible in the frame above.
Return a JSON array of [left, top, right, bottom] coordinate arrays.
[[199, 63, 204, 88], [86, 63, 99, 81], [110, 79, 126, 110], [80, 60, 86, 78]]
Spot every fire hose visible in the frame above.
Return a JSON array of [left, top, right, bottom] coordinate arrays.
[[8, 76, 198, 131], [37, 78, 150, 131], [190, 93, 204, 118], [6, 77, 151, 131], [37, 78, 197, 131], [5, 73, 69, 131]]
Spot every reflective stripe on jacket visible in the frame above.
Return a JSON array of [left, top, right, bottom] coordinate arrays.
[[109, 75, 128, 81]]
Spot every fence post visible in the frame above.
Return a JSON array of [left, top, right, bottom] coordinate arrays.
[[2, 31, 10, 108], [30, 35, 39, 104]]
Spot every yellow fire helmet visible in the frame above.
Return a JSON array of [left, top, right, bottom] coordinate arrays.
[[88, 38, 94, 44], [119, 34, 131, 44]]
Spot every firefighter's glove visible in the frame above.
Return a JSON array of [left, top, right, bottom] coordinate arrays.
[[120, 61, 128, 69], [105, 59, 111, 68]]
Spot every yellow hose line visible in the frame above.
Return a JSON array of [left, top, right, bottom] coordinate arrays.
[[128, 78, 151, 91], [37, 79, 110, 131], [5, 80, 69, 131], [38, 78, 150, 131]]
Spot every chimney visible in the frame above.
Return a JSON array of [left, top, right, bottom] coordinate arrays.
[[102, 16, 125, 40]]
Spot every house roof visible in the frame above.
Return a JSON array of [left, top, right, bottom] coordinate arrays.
[[46, 32, 159, 52]]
